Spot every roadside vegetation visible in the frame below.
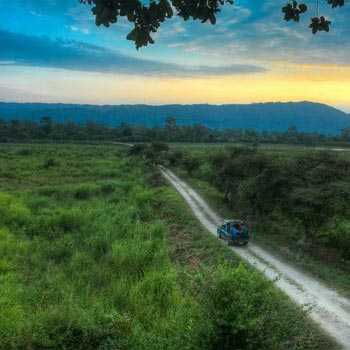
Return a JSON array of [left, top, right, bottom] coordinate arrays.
[[132, 142, 350, 296], [0, 143, 337, 349]]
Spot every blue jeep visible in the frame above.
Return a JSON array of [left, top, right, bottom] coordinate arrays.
[[217, 219, 249, 246]]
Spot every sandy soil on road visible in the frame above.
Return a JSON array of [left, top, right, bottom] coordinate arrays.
[[160, 166, 350, 350]]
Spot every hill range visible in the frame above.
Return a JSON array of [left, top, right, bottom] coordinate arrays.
[[0, 101, 349, 134]]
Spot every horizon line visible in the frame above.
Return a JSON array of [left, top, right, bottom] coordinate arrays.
[[0, 100, 349, 114]]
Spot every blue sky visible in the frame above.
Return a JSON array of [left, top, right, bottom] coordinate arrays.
[[0, 0, 349, 110]]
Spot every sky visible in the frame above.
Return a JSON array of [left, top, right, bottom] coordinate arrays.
[[0, 0, 349, 111]]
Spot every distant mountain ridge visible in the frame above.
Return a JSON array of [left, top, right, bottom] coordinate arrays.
[[0, 101, 349, 134]]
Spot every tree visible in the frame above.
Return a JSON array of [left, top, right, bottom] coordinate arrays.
[[128, 143, 148, 156], [0, 118, 8, 141], [287, 185, 350, 243], [167, 149, 184, 166], [9, 120, 25, 140], [165, 116, 177, 131], [165, 116, 178, 141], [183, 154, 200, 175], [81, 0, 346, 48], [284, 152, 350, 242], [341, 127, 350, 142], [40, 116, 53, 138], [120, 122, 133, 138]]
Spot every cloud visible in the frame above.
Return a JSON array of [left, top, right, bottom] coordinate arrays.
[[156, 1, 350, 67], [0, 30, 266, 77], [69, 25, 90, 34], [0, 61, 16, 65]]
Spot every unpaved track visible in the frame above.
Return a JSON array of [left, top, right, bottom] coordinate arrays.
[[160, 166, 350, 349]]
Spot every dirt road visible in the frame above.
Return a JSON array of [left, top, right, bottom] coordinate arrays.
[[160, 166, 350, 349]]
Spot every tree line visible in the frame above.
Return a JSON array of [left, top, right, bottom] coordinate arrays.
[[1, 116, 350, 146]]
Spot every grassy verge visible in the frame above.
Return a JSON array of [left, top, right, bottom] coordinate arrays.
[[0, 143, 338, 350]]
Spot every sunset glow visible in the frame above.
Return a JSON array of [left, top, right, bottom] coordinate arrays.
[[0, 1, 349, 110]]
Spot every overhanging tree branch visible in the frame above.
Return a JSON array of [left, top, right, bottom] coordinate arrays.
[[80, 0, 346, 48]]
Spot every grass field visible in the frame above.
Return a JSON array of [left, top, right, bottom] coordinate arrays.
[[0, 143, 338, 350]]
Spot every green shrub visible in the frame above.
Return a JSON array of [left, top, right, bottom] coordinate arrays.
[[99, 181, 117, 194], [70, 251, 95, 272], [37, 184, 100, 201], [85, 233, 111, 260], [167, 150, 184, 167], [26, 208, 86, 239], [29, 306, 131, 350], [322, 220, 350, 259], [201, 264, 281, 350], [0, 228, 29, 259], [0, 193, 30, 227], [0, 275, 27, 350], [182, 155, 200, 176], [131, 269, 178, 316], [145, 170, 165, 188], [132, 187, 156, 220], [128, 143, 148, 156], [37, 186, 75, 201], [43, 158, 59, 169], [26, 195, 52, 211], [197, 162, 212, 182], [16, 148, 33, 156], [111, 239, 166, 277], [0, 228, 28, 350], [38, 235, 75, 264], [55, 210, 86, 233], [150, 142, 169, 153], [74, 184, 100, 200]]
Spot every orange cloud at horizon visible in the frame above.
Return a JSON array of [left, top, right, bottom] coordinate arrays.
[[2, 64, 350, 111]]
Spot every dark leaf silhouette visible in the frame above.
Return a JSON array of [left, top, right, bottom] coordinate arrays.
[[81, 0, 345, 48]]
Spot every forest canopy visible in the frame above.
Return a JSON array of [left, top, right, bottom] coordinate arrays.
[[81, 0, 346, 48]]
